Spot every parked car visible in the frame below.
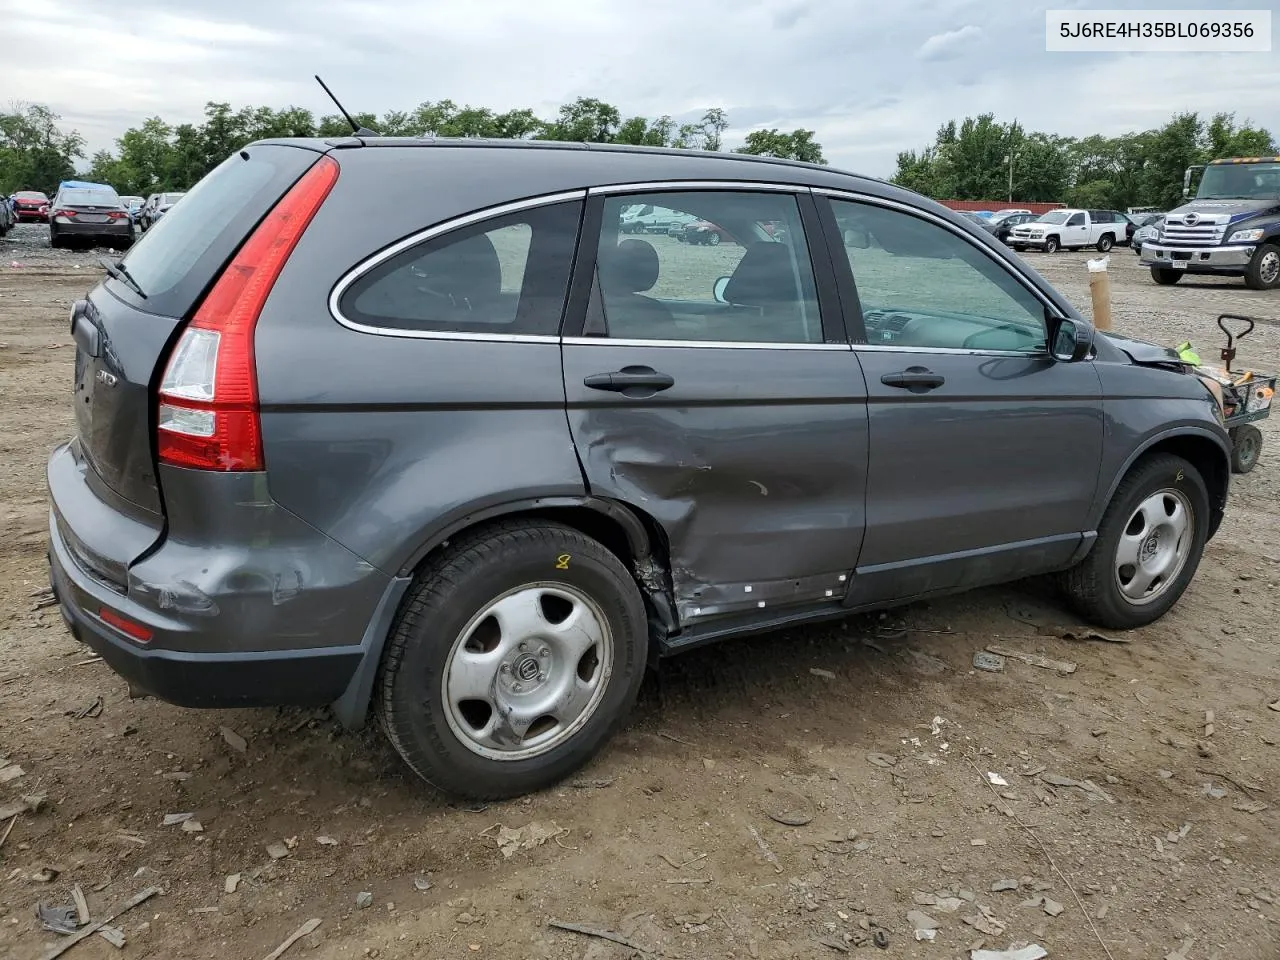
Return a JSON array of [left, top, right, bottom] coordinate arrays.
[[48, 138, 1232, 800], [13, 190, 50, 223], [48, 183, 134, 249], [619, 203, 695, 234], [990, 208, 1034, 219], [1126, 212, 1165, 250], [1131, 215, 1165, 256], [1009, 208, 1129, 253], [119, 196, 145, 221], [139, 191, 185, 231], [0, 195, 14, 236], [982, 212, 1039, 244]]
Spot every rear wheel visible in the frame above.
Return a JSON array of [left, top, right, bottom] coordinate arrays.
[[377, 520, 648, 800], [1243, 243, 1280, 291], [1230, 423, 1262, 474], [707, 231, 721, 246], [1151, 267, 1183, 285], [1044, 236, 1060, 253], [1096, 233, 1114, 252], [1060, 453, 1209, 629]]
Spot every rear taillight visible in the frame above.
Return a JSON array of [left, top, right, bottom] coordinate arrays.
[[99, 606, 152, 643], [52, 208, 76, 218], [107, 210, 127, 220], [156, 155, 338, 472]]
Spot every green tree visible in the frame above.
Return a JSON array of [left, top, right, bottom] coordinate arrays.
[[736, 128, 826, 164], [0, 103, 84, 195], [538, 97, 622, 142]]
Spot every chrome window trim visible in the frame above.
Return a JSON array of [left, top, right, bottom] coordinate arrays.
[[854, 343, 1052, 359], [328, 189, 587, 340], [562, 336, 850, 351], [812, 187, 1070, 323], [589, 180, 804, 195]]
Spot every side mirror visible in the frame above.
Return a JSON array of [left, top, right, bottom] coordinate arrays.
[[1050, 317, 1094, 362], [713, 276, 731, 304]]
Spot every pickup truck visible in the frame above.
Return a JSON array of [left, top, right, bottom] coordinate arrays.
[[1009, 208, 1130, 254]]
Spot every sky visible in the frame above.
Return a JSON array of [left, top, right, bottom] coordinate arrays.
[[1, 0, 1277, 178]]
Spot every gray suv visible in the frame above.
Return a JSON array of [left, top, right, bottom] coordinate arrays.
[[48, 138, 1231, 799]]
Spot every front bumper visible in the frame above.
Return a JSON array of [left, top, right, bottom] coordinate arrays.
[[1140, 243, 1255, 273], [1009, 235, 1050, 249], [16, 210, 47, 222]]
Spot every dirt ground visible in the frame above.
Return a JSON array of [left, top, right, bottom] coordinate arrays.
[[2, 222, 1279, 960]]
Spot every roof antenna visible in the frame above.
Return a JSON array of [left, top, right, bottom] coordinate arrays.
[[314, 74, 379, 137]]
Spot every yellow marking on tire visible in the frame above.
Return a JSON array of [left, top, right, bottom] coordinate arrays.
[[555, 554, 571, 570]]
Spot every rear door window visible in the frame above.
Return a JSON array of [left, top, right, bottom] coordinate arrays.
[[335, 201, 582, 337], [115, 145, 321, 317]]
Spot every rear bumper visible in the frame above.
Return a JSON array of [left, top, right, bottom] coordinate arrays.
[[51, 220, 133, 238], [49, 518, 363, 707]]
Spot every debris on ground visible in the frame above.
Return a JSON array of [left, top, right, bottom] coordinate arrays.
[[1202, 782, 1228, 799], [225, 873, 241, 894], [67, 695, 103, 719], [413, 877, 432, 891], [810, 668, 837, 679], [0, 763, 25, 783], [356, 892, 373, 908], [549, 919, 655, 954], [182, 819, 204, 832], [37, 902, 79, 935], [973, 651, 1006, 672], [41, 886, 160, 960], [1234, 799, 1270, 814], [1038, 624, 1130, 643], [991, 879, 1020, 892], [986, 644, 1078, 674], [261, 918, 321, 960], [71, 884, 90, 926], [986, 772, 1009, 787], [265, 841, 291, 860], [866, 753, 897, 768], [163, 812, 194, 826], [485, 821, 567, 859], [971, 947, 1048, 960], [220, 726, 248, 753], [906, 909, 939, 941]]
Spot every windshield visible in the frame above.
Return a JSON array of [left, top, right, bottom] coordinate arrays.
[[60, 188, 120, 207], [15, 191, 47, 200], [1037, 211, 1069, 225], [1197, 162, 1280, 200]]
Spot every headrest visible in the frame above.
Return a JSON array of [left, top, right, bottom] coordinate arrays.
[[413, 231, 501, 300], [600, 239, 660, 294], [721, 241, 798, 307]]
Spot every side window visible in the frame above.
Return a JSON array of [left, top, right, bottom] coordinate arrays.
[[594, 191, 822, 344], [829, 198, 1047, 353], [337, 201, 581, 336], [1067, 212, 1086, 227]]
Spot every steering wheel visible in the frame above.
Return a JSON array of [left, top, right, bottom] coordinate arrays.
[[962, 324, 1040, 350]]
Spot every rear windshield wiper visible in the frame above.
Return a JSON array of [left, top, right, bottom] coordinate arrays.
[[99, 257, 147, 299]]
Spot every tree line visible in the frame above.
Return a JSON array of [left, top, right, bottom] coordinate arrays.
[[0, 98, 827, 197], [891, 111, 1276, 211]]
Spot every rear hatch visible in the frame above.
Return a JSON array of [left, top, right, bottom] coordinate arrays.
[[67, 144, 326, 534]]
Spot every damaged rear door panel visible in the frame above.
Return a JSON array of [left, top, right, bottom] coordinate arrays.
[[561, 186, 869, 632]]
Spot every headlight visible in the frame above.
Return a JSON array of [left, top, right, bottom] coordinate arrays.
[[1228, 228, 1265, 243]]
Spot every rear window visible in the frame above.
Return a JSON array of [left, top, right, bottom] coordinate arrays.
[[61, 188, 120, 206], [114, 145, 320, 317], [161, 193, 185, 204]]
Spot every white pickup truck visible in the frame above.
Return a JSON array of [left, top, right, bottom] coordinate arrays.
[[1008, 208, 1131, 254]]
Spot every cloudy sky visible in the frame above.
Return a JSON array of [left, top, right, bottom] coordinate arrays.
[[2, 0, 1277, 176]]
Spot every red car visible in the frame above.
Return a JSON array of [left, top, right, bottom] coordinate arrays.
[[13, 191, 50, 223]]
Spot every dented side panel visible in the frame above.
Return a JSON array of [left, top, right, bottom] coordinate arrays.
[[562, 343, 869, 625]]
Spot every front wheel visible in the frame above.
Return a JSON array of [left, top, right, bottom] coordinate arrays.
[[377, 520, 648, 800], [1096, 234, 1114, 252], [1060, 453, 1209, 629], [1243, 243, 1280, 290], [1151, 267, 1183, 285], [1044, 236, 1060, 254], [1230, 423, 1263, 474], [707, 232, 721, 246]]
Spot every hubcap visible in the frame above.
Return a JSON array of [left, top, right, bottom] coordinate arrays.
[[1259, 250, 1279, 285], [442, 583, 613, 760], [1114, 489, 1194, 606]]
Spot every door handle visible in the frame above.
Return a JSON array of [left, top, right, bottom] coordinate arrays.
[[881, 366, 944, 393], [584, 365, 675, 393]]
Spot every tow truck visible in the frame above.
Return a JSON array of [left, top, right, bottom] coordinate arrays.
[[1140, 156, 1280, 290]]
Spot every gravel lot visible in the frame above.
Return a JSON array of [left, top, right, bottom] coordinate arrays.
[[2, 221, 1279, 960]]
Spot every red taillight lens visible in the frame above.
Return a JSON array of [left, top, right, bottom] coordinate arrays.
[[107, 210, 127, 220], [99, 607, 153, 643], [52, 208, 76, 218], [156, 155, 338, 472]]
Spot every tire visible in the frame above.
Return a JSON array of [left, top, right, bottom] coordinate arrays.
[[1044, 236, 1060, 254], [1151, 267, 1183, 285], [1243, 243, 1280, 291], [707, 232, 721, 246], [377, 519, 648, 800], [1096, 234, 1114, 252], [1229, 423, 1262, 474], [1060, 453, 1209, 630], [1011, 245, 1025, 252]]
